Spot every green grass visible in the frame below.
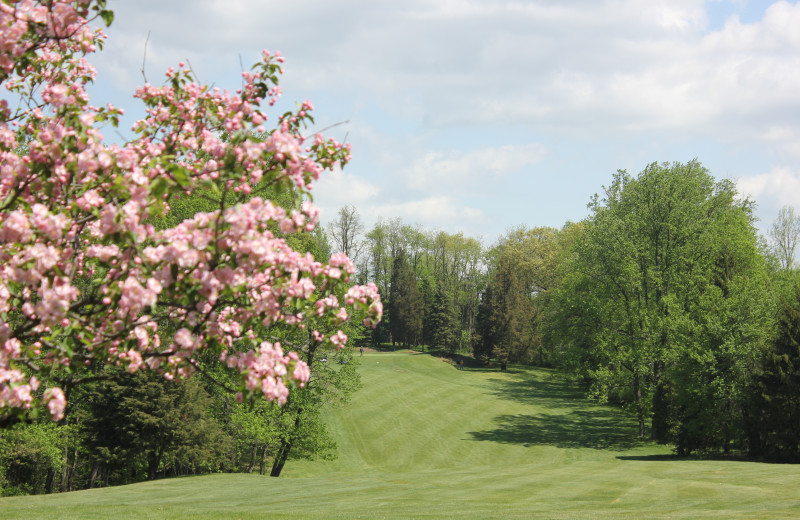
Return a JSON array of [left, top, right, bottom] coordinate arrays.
[[3, 351, 800, 519]]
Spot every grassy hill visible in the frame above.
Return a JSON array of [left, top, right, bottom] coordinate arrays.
[[3, 351, 800, 519]]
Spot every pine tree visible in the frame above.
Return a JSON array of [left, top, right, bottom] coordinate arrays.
[[421, 277, 436, 349], [389, 251, 424, 348], [473, 259, 534, 365], [749, 281, 800, 460], [429, 284, 459, 353]]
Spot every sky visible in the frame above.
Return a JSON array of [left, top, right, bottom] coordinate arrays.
[[89, 0, 800, 245]]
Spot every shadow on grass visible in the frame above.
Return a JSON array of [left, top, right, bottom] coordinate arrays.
[[616, 454, 684, 461], [486, 373, 586, 409], [468, 366, 647, 450], [616, 453, 777, 463], [468, 409, 647, 450]]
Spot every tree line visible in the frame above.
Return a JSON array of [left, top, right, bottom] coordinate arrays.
[[328, 210, 485, 354]]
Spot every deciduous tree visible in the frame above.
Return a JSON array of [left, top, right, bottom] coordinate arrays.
[[328, 204, 364, 265], [769, 205, 800, 270], [551, 161, 770, 440], [0, 1, 382, 425]]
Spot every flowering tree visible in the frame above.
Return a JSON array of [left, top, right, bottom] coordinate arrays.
[[0, 0, 382, 425]]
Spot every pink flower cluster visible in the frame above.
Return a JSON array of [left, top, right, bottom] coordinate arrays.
[[225, 342, 309, 405], [0, 1, 381, 422], [0, 1, 96, 78], [346, 283, 384, 327], [0, 339, 38, 412]]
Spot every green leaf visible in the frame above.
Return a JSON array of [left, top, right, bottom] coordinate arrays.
[[99, 9, 114, 27], [150, 177, 169, 198], [169, 165, 191, 187]]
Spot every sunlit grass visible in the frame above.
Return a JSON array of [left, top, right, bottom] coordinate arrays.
[[3, 351, 799, 519]]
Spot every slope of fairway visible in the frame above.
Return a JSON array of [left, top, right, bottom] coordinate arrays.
[[3, 351, 800, 519], [286, 351, 654, 477]]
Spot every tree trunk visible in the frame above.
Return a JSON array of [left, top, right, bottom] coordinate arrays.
[[271, 335, 317, 477], [147, 448, 162, 481], [247, 444, 257, 473], [60, 446, 69, 492], [635, 373, 645, 438], [45, 468, 57, 494], [67, 446, 78, 491], [89, 461, 100, 488], [259, 444, 269, 475], [270, 412, 302, 477]]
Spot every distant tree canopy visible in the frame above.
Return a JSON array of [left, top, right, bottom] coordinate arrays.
[[341, 217, 485, 352]]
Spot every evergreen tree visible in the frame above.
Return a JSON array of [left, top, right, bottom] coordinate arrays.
[[748, 280, 800, 461], [421, 277, 436, 349], [389, 251, 424, 348], [473, 259, 534, 365], [428, 284, 459, 354], [82, 373, 230, 483]]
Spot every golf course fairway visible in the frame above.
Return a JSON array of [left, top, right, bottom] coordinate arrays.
[[2, 350, 799, 519]]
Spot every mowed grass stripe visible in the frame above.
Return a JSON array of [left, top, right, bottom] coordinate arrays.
[[3, 351, 800, 519], [309, 352, 648, 475], [326, 352, 539, 472]]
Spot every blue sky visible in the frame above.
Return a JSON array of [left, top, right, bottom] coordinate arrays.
[[90, 0, 800, 244]]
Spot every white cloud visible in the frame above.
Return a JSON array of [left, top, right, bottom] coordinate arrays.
[[737, 166, 800, 211], [100, 0, 800, 141], [401, 144, 547, 193], [313, 168, 381, 210], [368, 196, 486, 231], [92, 1, 800, 239]]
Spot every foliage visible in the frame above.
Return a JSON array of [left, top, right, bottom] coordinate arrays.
[[747, 277, 800, 461], [549, 161, 772, 443], [0, 421, 66, 495], [388, 251, 423, 348], [489, 225, 561, 365], [473, 257, 534, 364], [768, 205, 800, 270], [82, 373, 231, 482], [0, 1, 381, 425], [427, 283, 459, 353]]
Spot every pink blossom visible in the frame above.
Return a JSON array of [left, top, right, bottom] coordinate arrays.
[[0, 5, 381, 422], [86, 244, 119, 262], [174, 328, 195, 350], [330, 330, 348, 349], [76, 189, 104, 210], [1, 210, 32, 243], [126, 349, 143, 373], [119, 276, 159, 315], [35, 277, 78, 325], [44, 387, 66, 420]]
